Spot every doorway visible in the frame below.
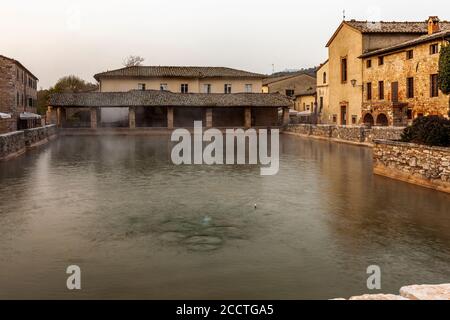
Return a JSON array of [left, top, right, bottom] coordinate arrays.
[[340, 105, 347, 125]]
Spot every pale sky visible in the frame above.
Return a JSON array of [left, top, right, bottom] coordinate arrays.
[[1, 0, 449, 88]]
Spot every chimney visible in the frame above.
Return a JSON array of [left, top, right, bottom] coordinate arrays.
[[428, 16, 440, 35]]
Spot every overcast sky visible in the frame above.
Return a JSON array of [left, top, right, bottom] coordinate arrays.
[[1, 0, 449, 88]]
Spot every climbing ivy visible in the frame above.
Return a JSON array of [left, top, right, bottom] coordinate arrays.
[[438, 43, 450, 95]]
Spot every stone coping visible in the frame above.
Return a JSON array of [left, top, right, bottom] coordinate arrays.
[[373, 139, 450, 152]]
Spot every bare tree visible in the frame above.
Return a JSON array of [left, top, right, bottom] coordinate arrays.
[[123, 55, 145, 67]]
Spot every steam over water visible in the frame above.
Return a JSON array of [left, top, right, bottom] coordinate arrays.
[[0, 135, 449, 299]]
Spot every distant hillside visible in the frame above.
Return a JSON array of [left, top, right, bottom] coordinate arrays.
[[268, 67, 317, 79]]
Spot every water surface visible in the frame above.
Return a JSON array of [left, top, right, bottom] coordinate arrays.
[[0, 135, 449, 299]]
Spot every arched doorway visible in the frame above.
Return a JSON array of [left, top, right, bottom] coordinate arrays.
[[376, 113, 388, 126], [363, 113, 374, 126]]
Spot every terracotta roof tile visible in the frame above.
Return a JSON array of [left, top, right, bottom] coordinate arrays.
[[94, 66, 265, 81], [49, 90, 292, 108]]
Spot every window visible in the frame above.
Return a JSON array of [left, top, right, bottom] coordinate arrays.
[[303, 102, 306, 110], [352, 115, 357, 124], [378, 56, 384, 66], [160, 83, 168, 91], [28, 98, 33, 107], [202, 84, 211, 93], [430, 74, 439, 97], [378, 81, 384, 100], [406, 50, 414, 60], [323, 72, 327, 84], [407, 109, 413, 120], [224, 84, 232, 94], [285, 89, 294, 97], [366, 82, 372, 100], [138, 83, 146, 91], [181, 84, 189, 93], [407, 77, 414, 98], [430, 43, 439, 55], [332, 114, 337, 123], [391, 82, 399, 102], [16, 92, 19, 106], [341, 58, 347, 82], [245, 84, 253, 93], [319, 97, 324, 111], [21, 94, 24, 106], [366, 60, 372, 68]]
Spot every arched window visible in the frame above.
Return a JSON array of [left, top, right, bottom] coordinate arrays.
[[323, 72, 327, 84]]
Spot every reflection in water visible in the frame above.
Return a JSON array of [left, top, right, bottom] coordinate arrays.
[[0, 135, 449, 299]]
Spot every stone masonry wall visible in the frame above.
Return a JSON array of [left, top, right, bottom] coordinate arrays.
[[285, 124, 404, 144], [0, 125, 57, 160], [373, 139, 450, 193]]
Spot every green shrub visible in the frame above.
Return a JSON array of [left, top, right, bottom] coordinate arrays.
[[401, 116, 450, 147]]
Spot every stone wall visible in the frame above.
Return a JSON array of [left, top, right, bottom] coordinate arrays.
[[362, 38, 450, 125], [373, 139, 450, 193], [0, 131, 25, 160], [285, 124, 404, 145], [0, 125, 57, 160]]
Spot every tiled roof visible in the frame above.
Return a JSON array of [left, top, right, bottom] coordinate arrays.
[[94, 66, 265, 81], [346, 20, 450, 33], [49, 90, 292, 108], [326, 19, 450, 47], [295, 84, 316, 97], [0, 55, 38, 80], [360, 30, 450, 58]]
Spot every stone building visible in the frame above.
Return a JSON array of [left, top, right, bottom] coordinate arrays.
[[94, 66, 264, 94], [92, 66, 266, 126], [0, 55, 39, 133], [360, 23, 450, 126], [316, 60, 329, 123], [262, 72, 316, 100], [293, 88, 316, 112], [322, 17, 450, 126]]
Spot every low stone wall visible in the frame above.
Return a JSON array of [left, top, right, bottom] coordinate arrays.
[[285, 124, 404, 145], [0, 125, 57, 161], [373, 139, 450, 193], [24, 125, 57, 148], [0, 131, 26, 160]]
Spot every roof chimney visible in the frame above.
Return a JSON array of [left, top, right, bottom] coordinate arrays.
[[428, 16, 440, 35]]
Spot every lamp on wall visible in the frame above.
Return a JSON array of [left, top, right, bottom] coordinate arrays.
[[351, 79, 357, 87]]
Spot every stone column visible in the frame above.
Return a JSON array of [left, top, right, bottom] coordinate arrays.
[[206, 108, 213, 128], [282, 107, 290, 126], [129, 107, 136, 129], [245, 107, 252, 129], [90, 107, 98, 129], [56, 107, 61, 128], [47, 106, 57, 125], [167, 106, 174, 129], [56, 107, 66, 128]]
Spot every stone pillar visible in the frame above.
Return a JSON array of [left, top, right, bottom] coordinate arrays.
[[56, 107, 66, 128], [129, 107, 136, 129], [282, 107, 290, 126], [90, 107, 98, 129], [46, 106, 55, 126], [245, 107, 252, 129], [167, 106, 174, 129], [206, 108, 213, 128]]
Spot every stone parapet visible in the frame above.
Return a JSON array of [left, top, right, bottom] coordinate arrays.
[[0, 125, 57, 161], [285, 124, 404, 145], [373, 139, 450, 193]]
